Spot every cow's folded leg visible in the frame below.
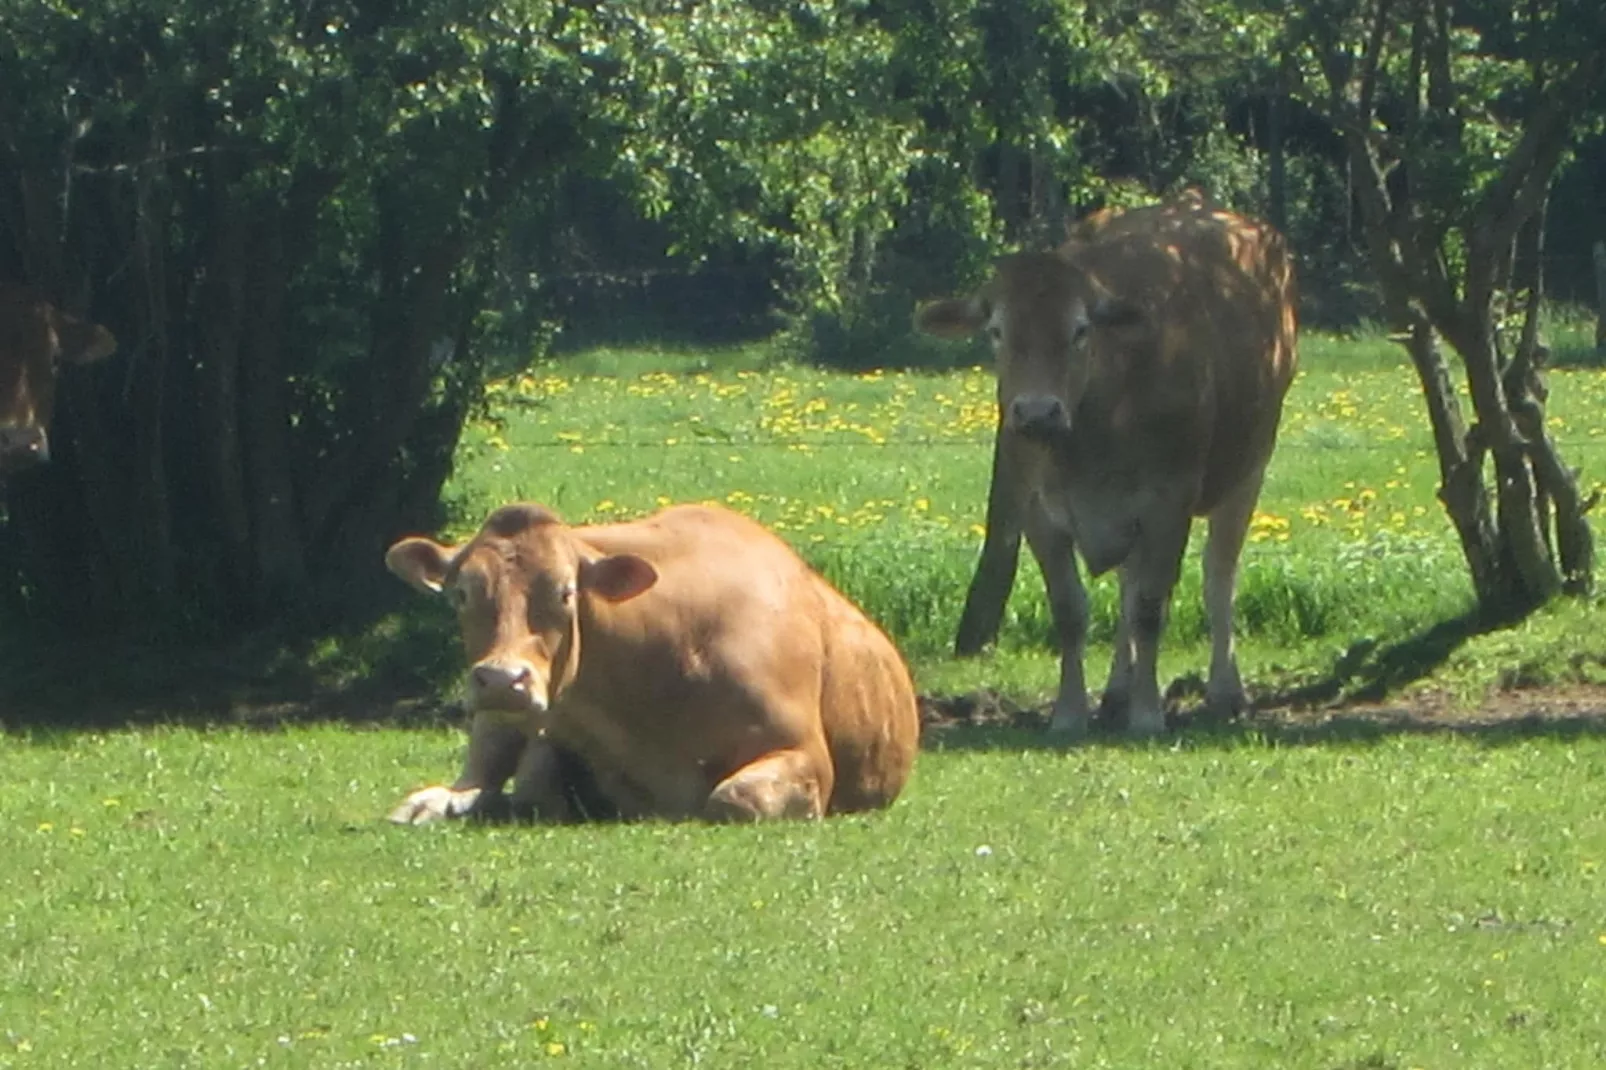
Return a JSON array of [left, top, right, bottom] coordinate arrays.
[[705, 747, 830, 821], [505, 736, 586, 823], [388, 712, 526, 825]]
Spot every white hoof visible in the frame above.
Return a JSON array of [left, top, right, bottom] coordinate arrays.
[[388, 785, 483, 825]]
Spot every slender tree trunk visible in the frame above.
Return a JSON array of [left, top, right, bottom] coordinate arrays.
[[1594, 241, 1606, 352], [195, 175, 253, 606], [239, 175, 332, 610], [1268, 57, 1288, 233]]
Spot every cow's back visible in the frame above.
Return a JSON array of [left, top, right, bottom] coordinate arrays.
[[1064, 200, 1298, 512], [569, 505, 918, 814]]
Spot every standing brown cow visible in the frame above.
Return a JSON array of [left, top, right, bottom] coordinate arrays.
[[0, 283, 117, 476], [385, 501, 920, 823], [915, 197, 1298, 737]]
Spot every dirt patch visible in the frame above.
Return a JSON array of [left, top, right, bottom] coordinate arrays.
[[918, 682, 1606, 741]]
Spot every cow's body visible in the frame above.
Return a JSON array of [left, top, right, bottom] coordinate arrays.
[[0, 283, 117, 476], [917, 197, 1298, 736], [385, 502, 920, 823]]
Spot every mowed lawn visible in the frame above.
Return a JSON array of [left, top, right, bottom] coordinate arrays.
[[8, 327, 1606, 1067], [6, 725, 1606, 1068]]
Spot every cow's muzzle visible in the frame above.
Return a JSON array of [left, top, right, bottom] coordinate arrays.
[[0, 425, 49, 471], [469, 658, 548, 714], [1005, 394, 1071, 441]]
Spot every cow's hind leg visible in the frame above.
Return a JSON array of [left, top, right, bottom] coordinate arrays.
[[1024, 505, 1094, 738], [1202, 464, 1267, 718], [955, 429, 1028, 657], [705, 747, 832, 821], [1096, 566, 1137, 726]]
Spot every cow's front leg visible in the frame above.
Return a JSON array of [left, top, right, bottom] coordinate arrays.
[[389, 712, 527, 825], [1025, 505, 1093, 738], [1124, 517, 1191, 737], [705, 745, 832, 821]]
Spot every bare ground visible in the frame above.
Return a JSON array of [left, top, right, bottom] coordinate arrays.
[[918, 681, 1606, 742]]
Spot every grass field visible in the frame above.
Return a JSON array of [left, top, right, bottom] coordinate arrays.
[[8, 321, 1606, 1067], [421, 318, 1606, 708], [6, 722, 1606, 1068]]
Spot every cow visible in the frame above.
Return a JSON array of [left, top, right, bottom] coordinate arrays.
[[914, 196, 1298, 737], [384, 501, 921, 823], [0, 283, 117, 477]]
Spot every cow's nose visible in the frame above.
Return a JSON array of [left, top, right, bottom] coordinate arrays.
[[0, 425, 49, 467], [470, 660, 544, 710], [1006, 394, 1070, 437]]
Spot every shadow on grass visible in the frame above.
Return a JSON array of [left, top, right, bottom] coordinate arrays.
[[6, 604, 1604, 758], [921, 609, 1606, 752], [0, 606, 466, 734]]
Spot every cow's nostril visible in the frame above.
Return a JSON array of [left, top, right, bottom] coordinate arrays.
[[472, 662, 535, 695], [1007, 395, 1069, 435]]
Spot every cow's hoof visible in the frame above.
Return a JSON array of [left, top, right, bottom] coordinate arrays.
[[1094, 689, 1130, 730], [388, 785, 483, 825], [1046, 708, 1092, 739], [1203, 687, 1248, 721], [1125, 709, 1167, 738]]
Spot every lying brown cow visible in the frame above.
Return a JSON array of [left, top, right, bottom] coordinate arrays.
[[916, 196, 1298, 737], [385, 501, 920, 823], [0, 283, 117, 476]]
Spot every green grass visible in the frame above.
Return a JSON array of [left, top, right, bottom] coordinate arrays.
[[5, 724, 1605, 1067], [422, 324, 1606, 711], [7, 327, 1606, 1067]]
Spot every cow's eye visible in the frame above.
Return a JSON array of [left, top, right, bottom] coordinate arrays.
[[447, 585, 468, 610], [986, 323, 1003, 344], [558, 582, 577, 606]]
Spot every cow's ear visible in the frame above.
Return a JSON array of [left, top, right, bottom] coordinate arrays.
[[49, 310, 117, 365], [386, 537, 456, 595], [580, 554, 658, 603], [914, 296, 987, 338], [1090, 295, 1144, 330]]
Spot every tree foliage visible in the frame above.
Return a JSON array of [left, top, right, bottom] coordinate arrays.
[[0, 0, 1601, 643], [1283, 0, 1606, 610]]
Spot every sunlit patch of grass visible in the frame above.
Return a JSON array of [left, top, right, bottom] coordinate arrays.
[[4, 725, 1605, 1066], [429, 328, 1606, 710]]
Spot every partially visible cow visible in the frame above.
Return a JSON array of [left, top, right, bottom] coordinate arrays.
[[385, 501, 920, 823], [0, 283, 117, 476], [915, 196, 1298, 736]]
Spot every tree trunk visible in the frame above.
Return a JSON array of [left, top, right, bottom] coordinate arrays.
[[195, 175, 253, 608], [1268, 56, 1288, 233], [1594, 241, 1606, 352], [239, 175, 333, 611], [1396, 313, 1504, 600]]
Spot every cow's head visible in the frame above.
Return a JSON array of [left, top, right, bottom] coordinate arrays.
[[914, 253, 1142, 443], [0, 285, 117, 475], [386, 503, 658, 725]]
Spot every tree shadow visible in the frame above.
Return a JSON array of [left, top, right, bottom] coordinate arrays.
[[920, 609, 1606, 752], [0, 607, 464, 734]]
